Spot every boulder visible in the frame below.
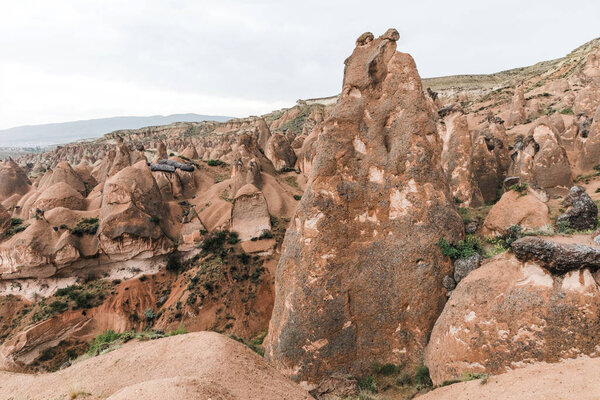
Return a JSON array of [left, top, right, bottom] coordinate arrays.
[[481, 190, 551, 236], [511, 236, 600, 273], [557, 186, 598, 230], [453, 253, 481, 283], [425, 253, 600, 385], [264, 29, 463, 385]]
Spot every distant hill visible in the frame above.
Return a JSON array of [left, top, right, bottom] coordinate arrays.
[[0, 113, 234, 147]]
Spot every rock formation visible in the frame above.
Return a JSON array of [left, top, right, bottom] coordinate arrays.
[[265, 29, 463, 385], [426, 252, 600, 385]]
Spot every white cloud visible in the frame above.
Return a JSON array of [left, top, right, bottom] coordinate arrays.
[[0, 0, 599, 130]]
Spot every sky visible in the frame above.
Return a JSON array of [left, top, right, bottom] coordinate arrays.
[[1, 0, 599, 130]]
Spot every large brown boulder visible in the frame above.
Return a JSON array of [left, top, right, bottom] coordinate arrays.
[[264, 29, 463, 385], [481, 190, 551, 236], [425, 252, 600, 385]]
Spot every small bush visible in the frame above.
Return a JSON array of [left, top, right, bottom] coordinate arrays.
[[560, 107, 574, 115], [166, 254, 183, 273], [437, 235, 480, 260], [149, 215, 160, 224], [201, 231, 228, 254], [207, 159, 225, 167], [258, 230, 273, 240], [414, 365, 433, 388], [48, 300, 68, 314], [357, 376, 377, 393], [509, 182, 528, 196], [227, 232, 239, 244], [10, 218, 23, 226], [71, 218, 99, 236], [293, 194, 302, 201], [143, 308, 156, 321]]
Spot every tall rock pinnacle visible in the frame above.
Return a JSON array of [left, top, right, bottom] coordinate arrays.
[[264, 29, 463, 384]]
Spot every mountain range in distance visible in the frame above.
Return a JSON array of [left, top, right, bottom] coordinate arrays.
[[0, 113, 234, 148]]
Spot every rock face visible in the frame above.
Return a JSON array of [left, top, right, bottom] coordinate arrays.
[[425, 252, 600, 385], [512, 236, 600, 273], [557, 186, 598, 231], [265, 29, 463, 384], [231, 184, 271, 241], [439, 108, 484, 206], [265, 133, 297, 171], [0, 159, 31, 201]]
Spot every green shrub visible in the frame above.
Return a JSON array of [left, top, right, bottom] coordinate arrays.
[[358, 376, 377, 393], [560, 107, 574, 115], [227, 232, 239, 244], [207, 159, 225, 166], [10, 218, 23, 226], [509, 182, 528, 196], [293, 194, 302, 201], [48, 300, 68, 314], [166, 254, 183, 273], [499, 224, 524, 246], [71, 218, 99, 236], [414, 365, 433, 388], [437, 235, 480, 260], [201, 231, 228, 254], [55, 285, 93, 308], [143, 308, 156, 321], [258, 230, 273, 240], [149, 215, 160, 224]]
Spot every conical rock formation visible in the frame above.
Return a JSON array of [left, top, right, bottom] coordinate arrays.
[[264, 29, 463, 385]]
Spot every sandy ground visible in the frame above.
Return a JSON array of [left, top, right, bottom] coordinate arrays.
[[420, 357, 600, 400], [0, 331, 312, 400]]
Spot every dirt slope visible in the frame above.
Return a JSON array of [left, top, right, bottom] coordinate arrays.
[[420, 357, 600, 400], [0, 331, 312, 400]]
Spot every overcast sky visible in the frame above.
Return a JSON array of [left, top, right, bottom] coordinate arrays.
[[1, 0, 599, 130]]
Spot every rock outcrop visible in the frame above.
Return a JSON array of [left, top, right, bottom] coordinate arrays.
[[426, 252, 600, 385], [511, 236, 600, 273], [265, 29, 463, 385], [439, 107, 484, 206], [557, 186, 598, 231]]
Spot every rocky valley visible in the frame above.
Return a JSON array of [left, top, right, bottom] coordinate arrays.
[[1, 29, 600, 399]]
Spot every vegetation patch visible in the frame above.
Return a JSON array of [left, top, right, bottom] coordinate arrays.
[[5, 218, 28, 237], [71, 218, 99, 236], [509, 182, 529, 196], [437, 235, 481, 260], [87, 327, 187, 357], [207, 159, 225, 167], [229, 330, 267, 356]]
